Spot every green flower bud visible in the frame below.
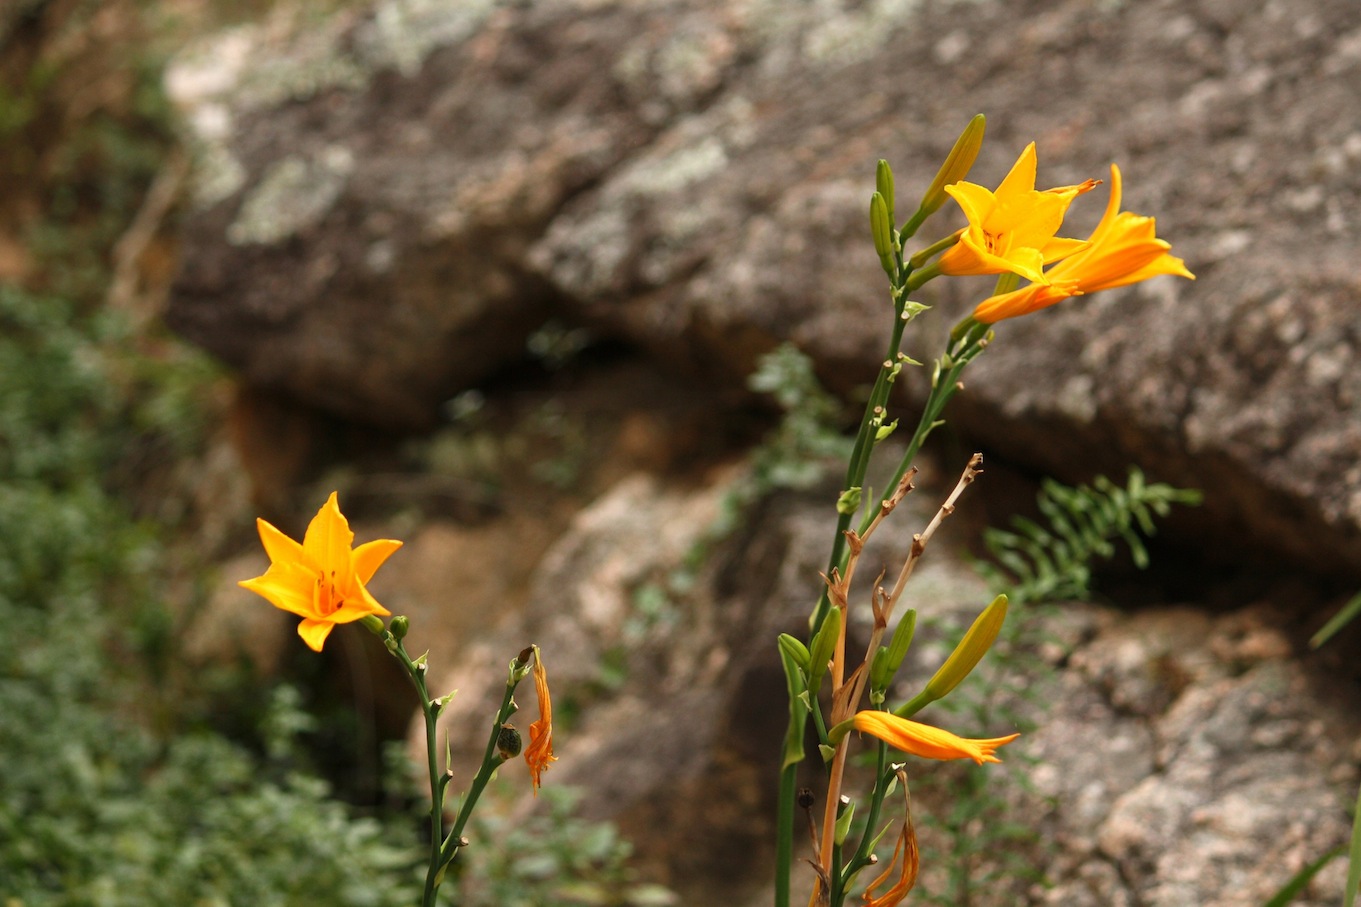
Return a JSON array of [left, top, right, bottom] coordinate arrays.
[[778, 633, 812, 673], [903, 114, 986, 238], [875, 159, 895, 225], [870, 191, 895, 275], [389, 615, 409, 639], [923, 594, 1008, 702], [779, 637, 811, 770], [806, 606, 841, 695], [870, 609, 917, 694]]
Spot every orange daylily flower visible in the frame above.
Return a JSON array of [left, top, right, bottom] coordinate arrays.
[[972, 163, 1195, 323], [853, 711, 1019, 765], [525, 645, 556, 793], [239, 492, 402, 652], [862, 818, 919, 907], [937, 142, 1099, 284]]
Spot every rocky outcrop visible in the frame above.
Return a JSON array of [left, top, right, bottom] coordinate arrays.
[[164, 0, 1361, 903], [399, 456, 1358, 906], [166, 0, 1361, 571]]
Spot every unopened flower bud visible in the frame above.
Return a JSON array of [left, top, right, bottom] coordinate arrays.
[[870, 191, 895, 275], [876, 159, 895, 225], [918, 594, 1008, 709], [389, 615, 409, 639], [869, 609, 917, 694], [903, 114, 986, 238], [898, 596, 1007, 719]]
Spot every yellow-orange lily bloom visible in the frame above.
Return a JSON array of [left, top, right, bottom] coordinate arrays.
[[972, 163, 1195, 323], [853, 711, 1019, 765], [239, 492, 402, 652], [525, 645, 557, 793], [937, 142, 1098, 284]]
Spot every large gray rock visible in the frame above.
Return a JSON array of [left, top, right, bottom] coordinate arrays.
[[408, 458, 1358, 906], [166, 0, 1361, 569], [165, 0, 715, 426]]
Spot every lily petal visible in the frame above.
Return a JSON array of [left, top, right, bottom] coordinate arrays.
[[853, 711, 1019, 765], [354, 538, 403, 584], [297, 618, 335, 652]]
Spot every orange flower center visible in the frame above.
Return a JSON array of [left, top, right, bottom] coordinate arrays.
[[315, 570, 345, 616]]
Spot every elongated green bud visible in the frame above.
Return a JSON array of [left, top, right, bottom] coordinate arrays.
[[903, 114, 986, 238], [870, 609, 917, 695], [870, 191, 895, 275], [778, 633, 812, 673], [922, 594, 1008, 702], [806, 605, 841, 695], [876, 159, 895, 225]]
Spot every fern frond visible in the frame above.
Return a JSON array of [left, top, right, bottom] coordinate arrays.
[[981, 468, 1199, 606]]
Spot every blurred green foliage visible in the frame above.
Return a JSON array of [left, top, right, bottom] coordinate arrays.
[[0, 5, 425, 902], [0, 283, 428, 906], [449, 788, 678, 907], [976, 469, 1202, 606], [1, 7, 672, 905]]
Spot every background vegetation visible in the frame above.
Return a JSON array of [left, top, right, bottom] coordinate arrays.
[[0, 4, 664, 904]]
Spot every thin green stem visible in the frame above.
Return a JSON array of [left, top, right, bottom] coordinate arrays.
[[867, 360, 965, 534], [365, 617, 529, 907], [440, 679, 520, 865], [830, 838, 845, 906], [840, 741, 889, 890], [415, 673, 443, 907], [372, 629, 445, 907], [811, 294, 912, 637]]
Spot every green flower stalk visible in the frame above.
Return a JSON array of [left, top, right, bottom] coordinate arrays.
[[239, 492, 552, 907]]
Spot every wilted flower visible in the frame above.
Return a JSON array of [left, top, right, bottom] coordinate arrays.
[[525, 645, 556, 793], [937, 142, 1098, 284], [861, 817, 919, 907], [972, 163, 1195, 323], [239, 492, 402, 652], [853, 711, 1019, 765]]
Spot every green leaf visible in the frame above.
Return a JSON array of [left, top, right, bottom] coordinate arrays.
[[778, 642, 810, 769], [1310, 589, 1361, 649], [1260, 846, 1341, 907]]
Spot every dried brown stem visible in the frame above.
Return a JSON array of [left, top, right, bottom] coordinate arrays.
[[882, 453, 983, 623], [807, 455, 983, 907]]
